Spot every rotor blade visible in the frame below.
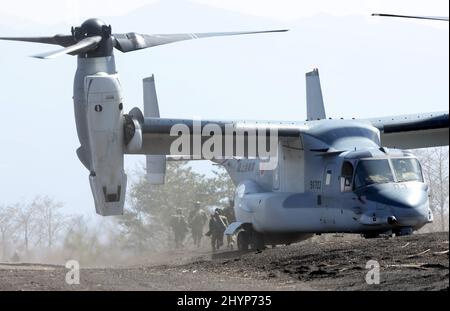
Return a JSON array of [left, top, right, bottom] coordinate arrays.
[[32, 36, 102, 59], [0, 34, 76, 47], [113, 30, 288, 53], [372, 13, 449, 21]]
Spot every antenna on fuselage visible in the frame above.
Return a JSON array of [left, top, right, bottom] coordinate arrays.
[[306, 68, 326, 120]]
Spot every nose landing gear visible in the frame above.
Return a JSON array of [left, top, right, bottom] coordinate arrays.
[[362, 226, 414, 239], [394, 227, 413, 236]]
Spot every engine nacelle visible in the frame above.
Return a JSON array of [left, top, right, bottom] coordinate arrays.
[[85, 73, 126, 216]]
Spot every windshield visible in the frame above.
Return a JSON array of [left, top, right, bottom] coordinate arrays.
[[392, 158, 423, 182], [354, 159, 394, 189]]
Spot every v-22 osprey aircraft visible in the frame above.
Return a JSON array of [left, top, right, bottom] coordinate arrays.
[[1, 17, 448, 251]]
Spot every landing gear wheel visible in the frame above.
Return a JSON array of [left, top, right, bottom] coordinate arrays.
[[250, 232, 265, 251], [362, 233, 381, 239], [237, 230, 250, 251], [394, 227, 413, 236]]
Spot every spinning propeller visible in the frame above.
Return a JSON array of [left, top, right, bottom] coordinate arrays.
[[372, 13, 449, 22], [0, 18, 288, 59]]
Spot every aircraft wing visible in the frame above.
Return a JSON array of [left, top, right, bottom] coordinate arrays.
[[129, 111, 449, 156], [128, 117, 306, 157], [368, 111, 449, 149]]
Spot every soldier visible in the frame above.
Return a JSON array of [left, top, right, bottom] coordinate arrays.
[[11, 251, 20, 263], [222, 199, 236, 250], [188, 201, 208, 248], [170, 208, 189, 249], [223, 199, 236, 223], [206, 208, 229, 252]]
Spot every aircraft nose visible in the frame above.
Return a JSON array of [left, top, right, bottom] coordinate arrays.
[[359, 183, 430, 227], [361, 183, 428, 209]]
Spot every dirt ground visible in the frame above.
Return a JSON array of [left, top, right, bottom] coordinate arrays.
[[0, 232, 448, 291]]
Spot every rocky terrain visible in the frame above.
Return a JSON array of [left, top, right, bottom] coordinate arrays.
[[0, 232, 448, 291]]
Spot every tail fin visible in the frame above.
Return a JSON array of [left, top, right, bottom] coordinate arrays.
[[143, 75, 166, 185], [306, 68, 326, 120]]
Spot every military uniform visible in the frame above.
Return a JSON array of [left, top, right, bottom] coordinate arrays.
[[170, 209, 189, 249], [207, 209, 229, 252], [223, 200, 236, 250], [188, 202, 208, 248]]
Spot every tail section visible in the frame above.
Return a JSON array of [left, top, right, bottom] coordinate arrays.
[[306, 68, 326, 120], [143, 75, 166, 185]]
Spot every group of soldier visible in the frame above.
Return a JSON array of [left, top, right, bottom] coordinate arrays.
[[169, 199, 235, 252]]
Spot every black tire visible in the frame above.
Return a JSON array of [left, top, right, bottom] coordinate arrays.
[[237, 230, 250, 251], [362, 233, 381, 239], [250, 231, 265, 250]]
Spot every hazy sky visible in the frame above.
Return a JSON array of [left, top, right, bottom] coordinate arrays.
[[0, 0, 448, 24], [0, 0, 448, 218]]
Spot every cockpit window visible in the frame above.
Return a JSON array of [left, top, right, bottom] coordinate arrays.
[[392, 158, 424, 183], [341, 161, 354, 192], [342, 161, 354, 181], [354, 159, 394, 189]]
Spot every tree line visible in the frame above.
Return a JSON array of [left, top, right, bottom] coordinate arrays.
[[0, 162, 235, 264]]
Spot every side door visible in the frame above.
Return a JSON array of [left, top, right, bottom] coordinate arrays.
[[321, 162, 336, 227]]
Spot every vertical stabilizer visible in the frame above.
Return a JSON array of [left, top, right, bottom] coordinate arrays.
[[143, 75, 166, 185], [144, 75, 160, 118], [306, 68, 326, 120]]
